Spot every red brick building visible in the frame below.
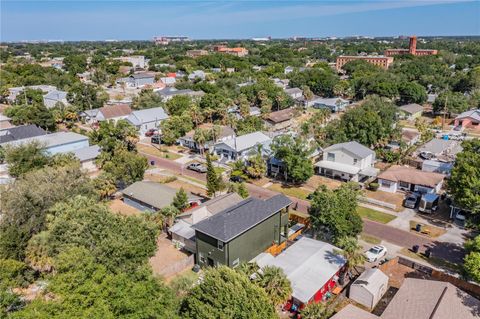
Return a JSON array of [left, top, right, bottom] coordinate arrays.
[[213, 45, 249, 57], [384, 36, 438, 56]]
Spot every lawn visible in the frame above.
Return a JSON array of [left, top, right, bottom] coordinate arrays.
[[360, 233, 382, 245], [399, 248, 461, 273], [357, 206, 397, 224], [408, 221, 447, 238], [137, 144, 182, 160], [267, 183, 311, 200]]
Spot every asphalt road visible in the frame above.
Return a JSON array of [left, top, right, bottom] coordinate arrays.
[[142, 152, 464, 264]]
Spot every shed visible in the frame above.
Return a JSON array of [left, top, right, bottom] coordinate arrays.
[[349, 268, 389, 309]]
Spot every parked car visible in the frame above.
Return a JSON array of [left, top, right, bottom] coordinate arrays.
[[419, 151, 434, 160], [455, 210, 466, 221], [404, 193, 420, 209], [187, 163, 207, 173], [151, 135, 161, 144], [365, 245, 387, 262], [230, 175, 245, 183], [418, 193, 439, 214], [145, 128, 159, 137]]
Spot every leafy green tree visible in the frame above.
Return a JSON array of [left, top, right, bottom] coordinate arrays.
[[236, 116, 264, 135], [5, 103, 56, 132], [27, 196, 158, 273], [309, 183, 363, 243], [433, 91, 469, 115], [63, 54, 88, 74], [165, 95, 192, 116], [206, 153, 219, 197], [100, 147, 148, 186], [246, 145, 267, 179], [289, 68, 339, 97], [161, 114, 194, 145], [173, 188, 189, 211], [238, 94, 251, 118], [236, 182, 249, 199], [67, 82, 107, 111], [300, 301, 333, 319], [92, 172, 117, 200], [91, 68, 109, 85], [464, 235, 480, 282], [0, 165, 95, 260], [447, 139, 480, 214], [256, 266, 292, 306], [89, 119, 139, 153], [3, 141, 50, 177], [271, 135, 314, 184], [132, 89, 163, 110], [0, 259, 33, 317], [180, 266, 277, 319], [398, 81, 427, 104], [12, 247, 178, 319], [160, 205, 180, 229]]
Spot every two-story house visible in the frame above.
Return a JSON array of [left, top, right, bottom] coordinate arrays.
[[314, 141, 378, 182], [192, 194, 292, 268], [212, 131, 271, 162]]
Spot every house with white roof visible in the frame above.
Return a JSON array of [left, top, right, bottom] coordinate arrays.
[[254, 237, 346, 306], [126, 106, 169, 136], [42, 90, 69, 109], [315, 141, 378, 182], [313, 97, 350, 112], [212, 131, 272, 162]]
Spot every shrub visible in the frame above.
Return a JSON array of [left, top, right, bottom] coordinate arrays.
[[369, 182, 379, 191]]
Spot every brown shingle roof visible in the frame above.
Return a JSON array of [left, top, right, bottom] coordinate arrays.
[[331, 305, 379, 319], [99, 104, 132, 119], [382, 278, 480, 319], [265, 108, 296, 124], [378, 165, 444, 188]]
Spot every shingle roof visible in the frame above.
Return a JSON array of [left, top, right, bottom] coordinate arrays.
[[398, 103, 424, 115], [324, 141, 374, 159], [98, 104, 132, 119], [0, 125, 46, 144], [131, 72, 155, 79], [381, 278, 480, 319], [265, 108, 296, 124], [455, 109, 480, 121], [351, 268, 389, 295], [378, 165, 444, 188], [331, 305, 380, 319], [192, 194, 292, 242]]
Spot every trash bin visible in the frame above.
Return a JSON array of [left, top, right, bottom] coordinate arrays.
[[416, 224, 422, 232], [412, 245, 420, 253], [150, 160, 155, 166]]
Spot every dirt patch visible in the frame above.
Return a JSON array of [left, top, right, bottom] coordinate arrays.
[[248, 177, 271, 187], [167, 180, 207, 197], [149, 236, 193, 278], [408, 221, 447, 238], [304, 175, 342, 191], [137, 144, 182, 160], [109, 199, 142, 216], [364, 190, 404, 212]]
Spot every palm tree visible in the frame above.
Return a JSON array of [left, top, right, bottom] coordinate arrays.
[[257, 266, 292, 306], [335, 236, 366, 275], [160, 205, 180, 230], [193, 128, 207, 155], [300, 301, 333, 319]]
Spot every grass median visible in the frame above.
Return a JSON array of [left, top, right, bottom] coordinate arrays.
[[357, 206, 396, 224]]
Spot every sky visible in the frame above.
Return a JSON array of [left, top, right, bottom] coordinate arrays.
[[1, 0, 479, 41]]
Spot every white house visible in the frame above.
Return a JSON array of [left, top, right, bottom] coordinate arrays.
[[213, 131, 271, 162], [315, 141, 378, 182], [178, 123, 235, 152], [126, 106, 169, 136], [284, 87, 303, 100], [349, 269, 389, 309], [116, 72, 155, 88], [188, 70, 206, 81], [377, 165, 445, 194]]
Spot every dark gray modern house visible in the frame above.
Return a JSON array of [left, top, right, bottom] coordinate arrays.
[[192, 194, 292, 268]]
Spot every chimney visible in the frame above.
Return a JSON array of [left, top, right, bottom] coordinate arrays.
[[409, 36, 417, 55]]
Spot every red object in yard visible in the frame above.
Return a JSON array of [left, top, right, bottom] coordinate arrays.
[[283, 301, 292, 311], [167, 72, 177, 78]]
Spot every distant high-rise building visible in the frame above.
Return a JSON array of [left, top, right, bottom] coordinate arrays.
[[384, 36, 437, 56], [153, 36, 190, 45]]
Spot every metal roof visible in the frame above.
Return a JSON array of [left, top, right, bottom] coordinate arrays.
[[255, 237, 346, 304], [398, 103, 423, 115], [1, 131, 87, 149], [217, 131, 271, 152], [126, 107, 169, 126], [192, 194, 292, 242], [71, 145, 101, 162], [324, 141, 374, 159]]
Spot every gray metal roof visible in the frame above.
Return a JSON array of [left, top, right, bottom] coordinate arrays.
[[71, 145, 101, 162], [1, 132, 88, 149], [0, 125, 47, 144], [398, 103, 423, 115], [126, 107, 169, 126], [122, 181, 202, 210], [192, 194, 292, 242], [324, 141, 374, 159]]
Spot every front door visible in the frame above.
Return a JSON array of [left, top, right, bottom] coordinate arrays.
[[207, 257, 215, 267]]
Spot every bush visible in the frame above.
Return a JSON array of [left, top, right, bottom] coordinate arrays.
[[369, 182, 379, 191]]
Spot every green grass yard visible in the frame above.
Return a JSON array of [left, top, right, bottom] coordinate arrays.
[[357, 206, 396, 224], [267, 183, 310, 200]]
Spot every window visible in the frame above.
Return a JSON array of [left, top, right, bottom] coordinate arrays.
[[217, 241, 224, 251], [232, 258, 240, 268], [399, 181, 409, 189], [353, 159, 358, 165], [327, 153, 335, 161], [381, 180, 391, 188]]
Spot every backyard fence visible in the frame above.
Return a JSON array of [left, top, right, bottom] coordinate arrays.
[[158, 255, 194, 278]]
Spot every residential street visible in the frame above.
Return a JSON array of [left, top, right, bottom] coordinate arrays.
[[142, 151, 465, 265]]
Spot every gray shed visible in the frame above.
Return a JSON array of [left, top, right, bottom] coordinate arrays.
[[349, 268, 389, 309]]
